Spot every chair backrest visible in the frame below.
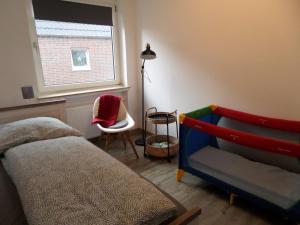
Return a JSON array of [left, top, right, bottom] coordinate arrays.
[[93, 97, 127, 121]]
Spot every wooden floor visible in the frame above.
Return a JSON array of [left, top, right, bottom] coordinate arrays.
[[91, 135, 287, 225]]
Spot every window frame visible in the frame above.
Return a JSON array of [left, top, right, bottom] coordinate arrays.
[[27, 0, 122, 95]]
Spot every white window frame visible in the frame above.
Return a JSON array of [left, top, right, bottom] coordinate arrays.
[[26, 0, 122, 95], [71, 48, 91, 71]]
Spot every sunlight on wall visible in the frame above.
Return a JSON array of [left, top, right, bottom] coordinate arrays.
[[136, 0, 300, 126]]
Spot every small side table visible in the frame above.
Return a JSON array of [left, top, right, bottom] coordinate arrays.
[[144, 107, 179, 162]]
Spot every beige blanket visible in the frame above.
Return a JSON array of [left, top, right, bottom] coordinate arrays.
[[4, 136, 176, 225]]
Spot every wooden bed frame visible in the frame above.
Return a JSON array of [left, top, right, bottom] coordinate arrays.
[[0, 100, 66, 124]]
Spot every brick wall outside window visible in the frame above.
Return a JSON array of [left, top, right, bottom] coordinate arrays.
[[38, 36, 114, 86]]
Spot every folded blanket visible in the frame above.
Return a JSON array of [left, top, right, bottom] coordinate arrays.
[[0, 117, 81, 154], [4, 136, 176, 225], [92, 95, 121, 127]]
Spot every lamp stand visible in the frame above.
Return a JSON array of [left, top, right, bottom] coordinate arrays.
[[135, 59, 146, 146]]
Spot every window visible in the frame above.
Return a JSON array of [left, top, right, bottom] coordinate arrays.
[[30, 0, 120, 94], [71, 49, 90, 71]]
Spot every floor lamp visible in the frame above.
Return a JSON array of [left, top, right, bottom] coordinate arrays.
[[135, 43, 157, 146]]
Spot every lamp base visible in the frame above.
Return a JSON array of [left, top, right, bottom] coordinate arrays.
[[135, 137, 145, 146]]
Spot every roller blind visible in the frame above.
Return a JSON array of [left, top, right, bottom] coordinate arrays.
[[32, 0, 113, 26]]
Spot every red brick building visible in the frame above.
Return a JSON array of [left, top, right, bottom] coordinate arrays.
[[36, 20, 115, 87]]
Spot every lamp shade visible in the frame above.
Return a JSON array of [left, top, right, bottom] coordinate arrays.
[[140, 43, 156, 60]]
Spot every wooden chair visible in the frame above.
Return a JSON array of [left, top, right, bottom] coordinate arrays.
[[92, 97, 139, 159]]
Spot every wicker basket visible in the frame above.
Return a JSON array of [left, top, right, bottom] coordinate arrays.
[[145, 135, 178, 158]]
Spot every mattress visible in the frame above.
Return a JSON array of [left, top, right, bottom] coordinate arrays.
[[4, 136, 177, 225], [189, 146, 300, 209]]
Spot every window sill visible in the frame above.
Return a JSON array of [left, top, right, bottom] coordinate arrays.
[[38, 85, 130, 99]]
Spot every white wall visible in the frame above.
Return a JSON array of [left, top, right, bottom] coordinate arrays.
[[135, 0, 300, 123], [118, 0, 140, 126], [0, 0, 139, 138], [0, 0, 38, 107]]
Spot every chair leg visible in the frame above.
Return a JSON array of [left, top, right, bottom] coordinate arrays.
[[105, 133, 110, 151], [98, 132, 105, 143], [125, 131, 139, 159], [97, 135, 102, 144], [120, 133, 127, 150]]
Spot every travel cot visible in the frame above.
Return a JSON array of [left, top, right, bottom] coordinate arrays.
[[178, 105, 300, 224]]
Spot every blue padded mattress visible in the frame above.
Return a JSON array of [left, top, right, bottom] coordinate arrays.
[[189, 146, 300, 209]]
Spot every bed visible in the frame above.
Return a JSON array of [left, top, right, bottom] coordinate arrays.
[[0, 117, 200, 225]]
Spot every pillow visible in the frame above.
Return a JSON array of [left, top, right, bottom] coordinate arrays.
[[0, 117, 82, 153]]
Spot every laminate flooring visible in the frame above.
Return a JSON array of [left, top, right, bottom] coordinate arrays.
[[91, 135, 287, 225]]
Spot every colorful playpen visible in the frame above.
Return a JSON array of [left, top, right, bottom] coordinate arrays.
[[178, 105, 300, 223]]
